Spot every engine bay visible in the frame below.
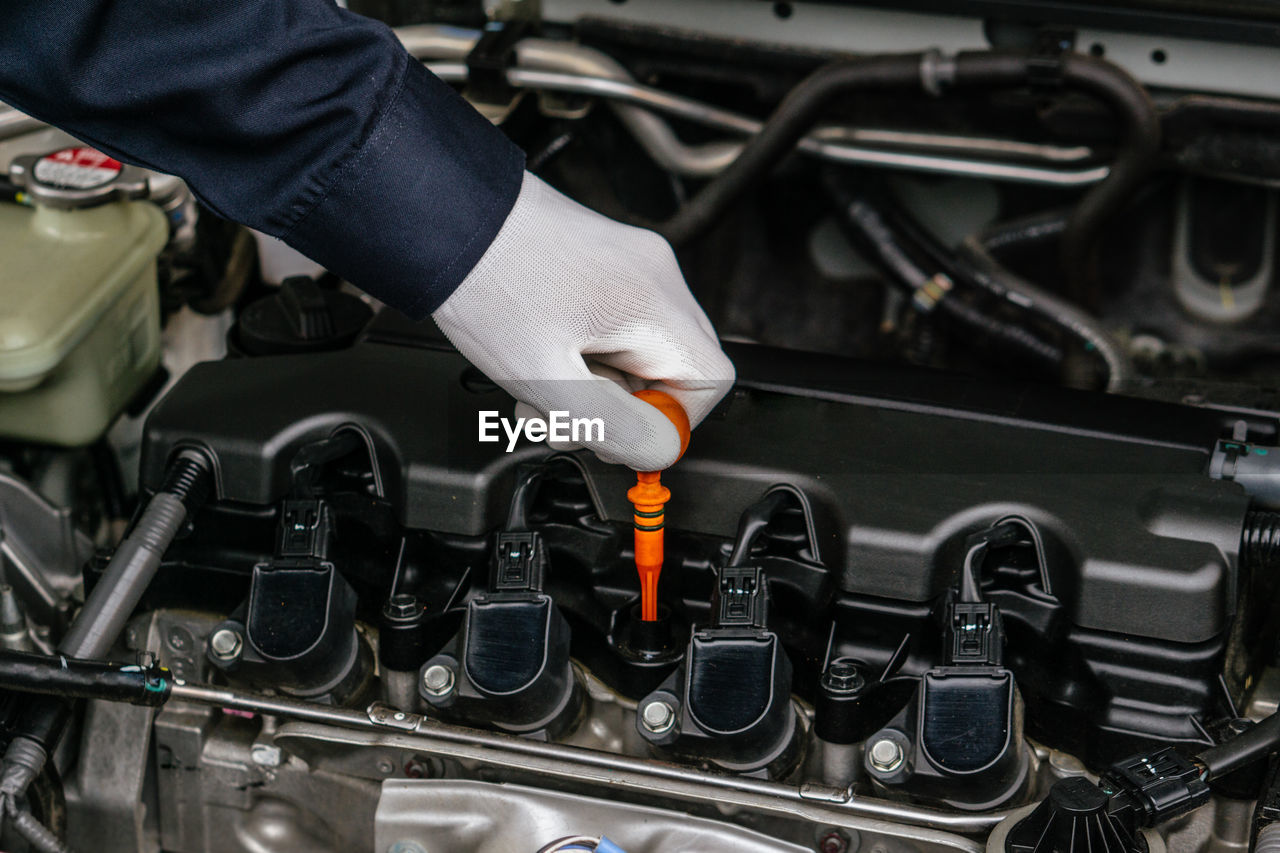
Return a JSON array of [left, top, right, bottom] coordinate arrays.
[[7, 1, 1280, 852]]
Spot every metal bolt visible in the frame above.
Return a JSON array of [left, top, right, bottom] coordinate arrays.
[[822, 659, 865, 694], [422, 664, 455, 697], [868, 738, 904, 773], [640, 700, 676, 734], [209, 628, 243, 661], [383, 594, 421, 622], [250, 743, 282, 767], [375, 758, 396, 775]]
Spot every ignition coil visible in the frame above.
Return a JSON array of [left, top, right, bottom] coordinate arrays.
[[206, 498, 367, 700], [418, 465, 580, 737], [635, 562, 799, 776], [863, 518, 1036, 810]]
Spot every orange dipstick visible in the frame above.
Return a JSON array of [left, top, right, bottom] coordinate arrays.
[[628, 389, 691, 622]]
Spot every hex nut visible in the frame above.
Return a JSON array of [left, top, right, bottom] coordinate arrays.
[[822, 659, 865, 694], [209, 628, 243, 661], [868, 737, 904, 773], [640, 700, 676, 734], [422, 664, 455, 697]]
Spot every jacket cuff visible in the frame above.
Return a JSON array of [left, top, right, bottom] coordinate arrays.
[[282, 57, 525, 319]]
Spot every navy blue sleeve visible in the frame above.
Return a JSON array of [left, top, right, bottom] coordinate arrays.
[[0, 1, 525, 318]]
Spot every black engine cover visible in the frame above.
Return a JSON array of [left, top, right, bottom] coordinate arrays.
[[141, 326, 1257, 766]]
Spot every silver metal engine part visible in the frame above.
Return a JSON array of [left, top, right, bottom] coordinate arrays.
[[0, 470, 90, 625], [47, 607, 1238, 853], [375, 781, 816, 853]]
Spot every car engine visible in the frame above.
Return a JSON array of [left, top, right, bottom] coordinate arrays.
[[7, 2, 1280, 852]]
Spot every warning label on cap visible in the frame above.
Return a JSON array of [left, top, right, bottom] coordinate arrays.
[[32, 147, 122, 190]]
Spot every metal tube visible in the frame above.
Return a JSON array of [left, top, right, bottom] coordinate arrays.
[[420, 62, 1108, 187], [402, 25, 1102, 185], [168, 680, 1009, 834], [2, 29, 1106, 186]]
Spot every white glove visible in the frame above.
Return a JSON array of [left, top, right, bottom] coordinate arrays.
[[433, 171, 735, 470]]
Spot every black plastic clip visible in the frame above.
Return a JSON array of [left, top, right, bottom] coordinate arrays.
[[1028, 27, 1076, 91], [714, 566, 767, 629], [278, 499, 331, 560], [1102, 747, 1211, 829], [947, 601, 1001, 665], [466, 18, 535, 107], [491, 531, 546, 593]]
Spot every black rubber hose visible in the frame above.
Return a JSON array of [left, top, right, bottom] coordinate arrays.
[[659, 52, 926, 246], [1199, 712, 1280, 780], [940, 297, 1064, 368], [978, 209, 1070, 255], [0, 651, 171, 706], [659, 50, 1159, 309], [825, 179, 1066, 370], [505, 463, 547, 530], [1054, 54, 1161, 306], [950, 51, 1158, 307], [870, 191, 1128, 390], [954, 236, 1131, 390], [728, 490, 791, 567]]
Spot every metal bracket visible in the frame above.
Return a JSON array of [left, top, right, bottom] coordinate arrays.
[[367, 702, 423, 732], [465, 1, 540, 121]]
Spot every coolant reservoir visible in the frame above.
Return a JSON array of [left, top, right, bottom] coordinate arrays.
[[0, 147, 167, 445]]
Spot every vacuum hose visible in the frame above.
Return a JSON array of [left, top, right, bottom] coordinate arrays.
[[825, 179, 1068, 374], [661, 50, 1159, 306]]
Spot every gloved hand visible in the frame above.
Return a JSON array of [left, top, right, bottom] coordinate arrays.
[[433, 171, 735, 470]]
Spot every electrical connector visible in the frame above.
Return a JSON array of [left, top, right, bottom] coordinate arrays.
[[714, 566, 766, 628], [1101, 747, 1210, 829], [946, 601, 1002, 665], [491, 531, 546, 593]]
